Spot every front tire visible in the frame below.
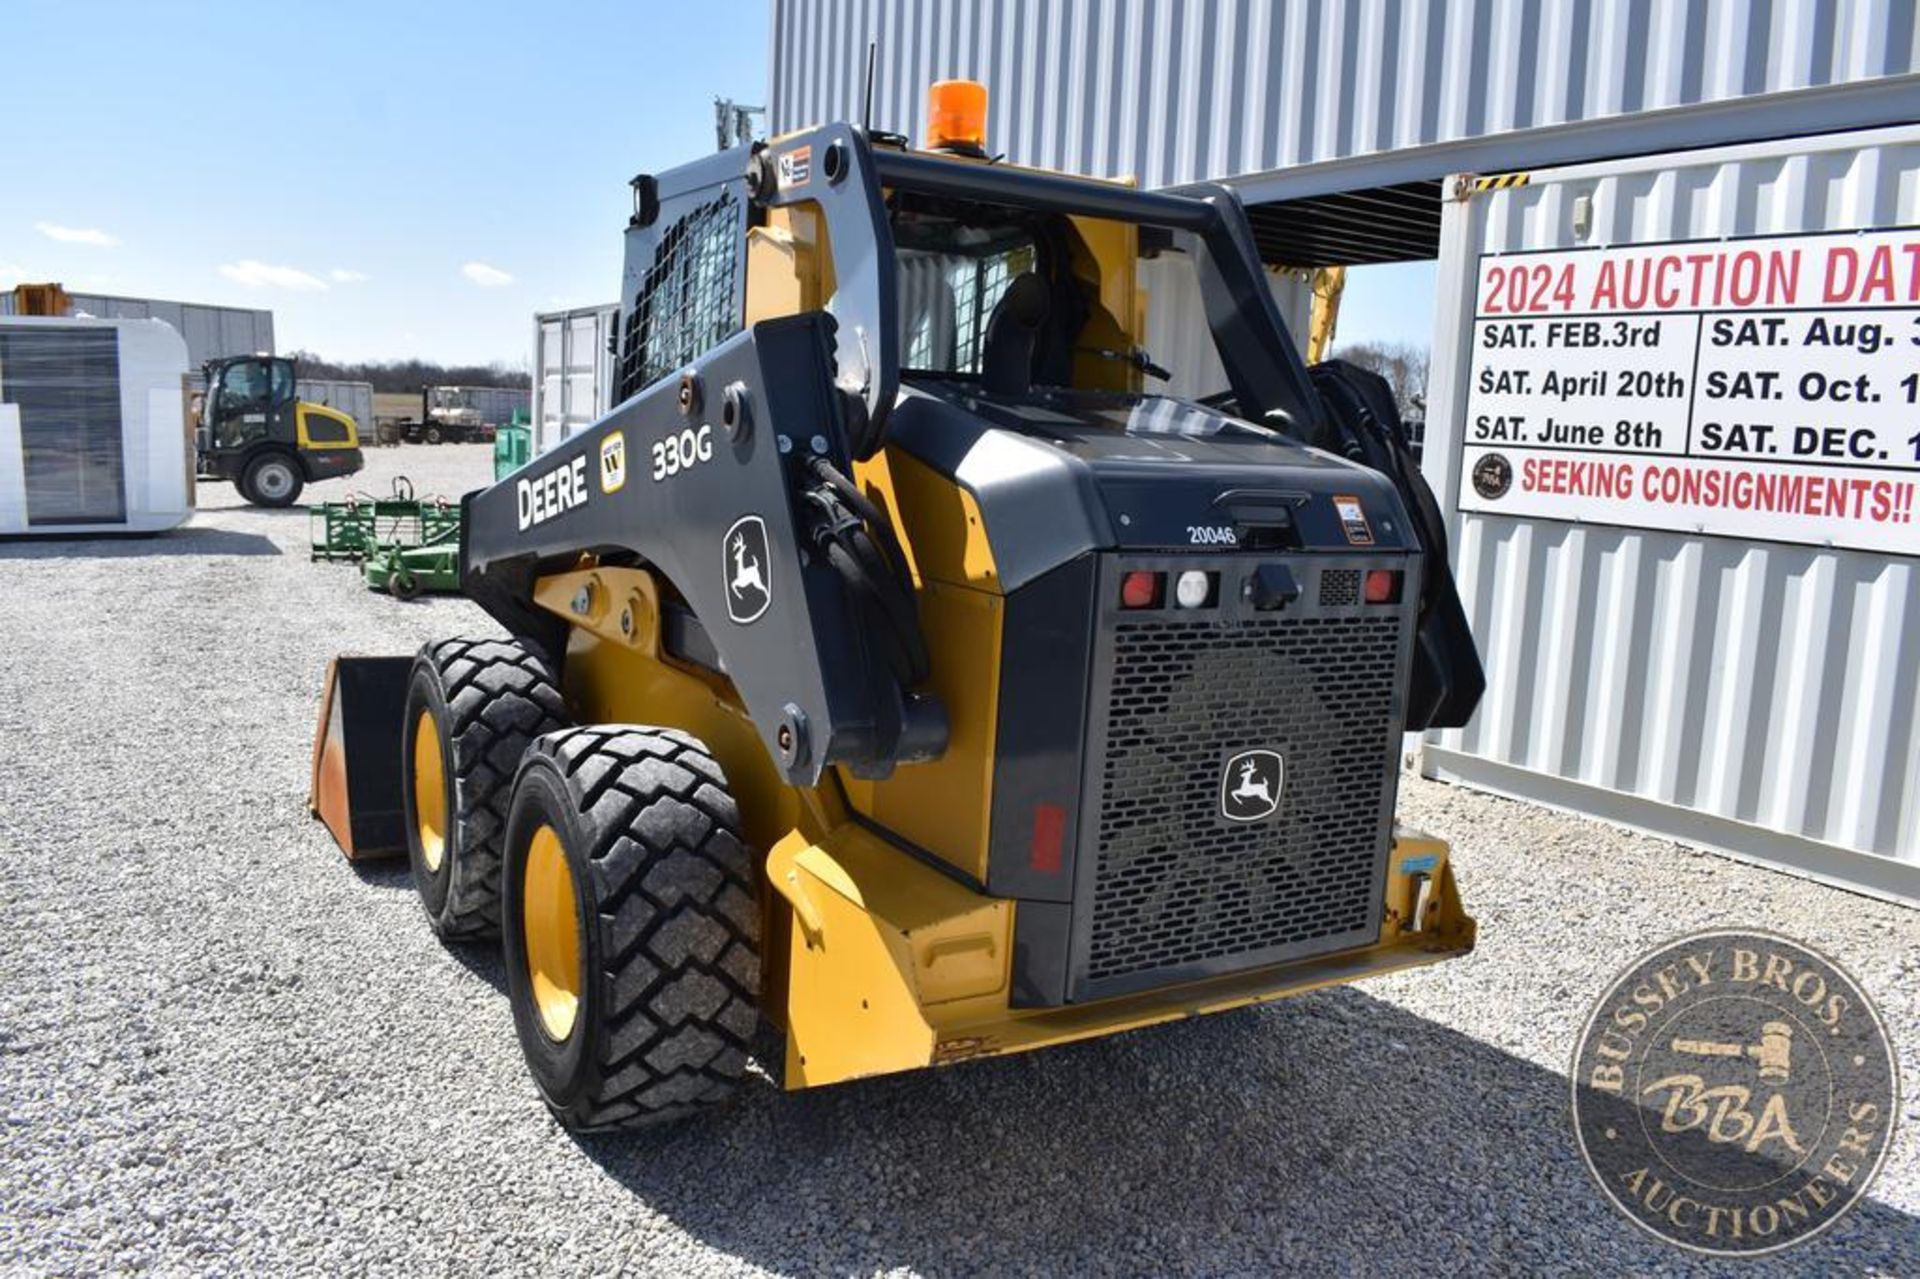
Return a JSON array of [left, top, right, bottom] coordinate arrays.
[[242, 452, 303, 507], [501, 726, 761, 1131], [402, 637, 568, 940]]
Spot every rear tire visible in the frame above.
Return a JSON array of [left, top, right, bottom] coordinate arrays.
[[242, 452, 303, 507], [501, 726, 761, 1131], [402, 637, 568, 940], [425, 425, 444, 445], [388, 567, 421, 601]]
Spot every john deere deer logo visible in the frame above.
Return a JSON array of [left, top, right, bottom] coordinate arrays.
[[1220, 749, 1283, 822], [723, 515, 771, 624]]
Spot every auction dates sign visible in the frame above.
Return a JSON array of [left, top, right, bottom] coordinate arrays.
[[1459, 228, 1920, 556]]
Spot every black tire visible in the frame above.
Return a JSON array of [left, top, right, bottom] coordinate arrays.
[[387, 568, 421, 601], [425, 424, 444, 445], [501, 726, 761, 1131], [242, 452, 303, 507], [402, 637, 568, 940]]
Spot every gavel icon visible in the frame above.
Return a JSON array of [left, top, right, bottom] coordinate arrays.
[[1671, 1021, 1793, 1084]]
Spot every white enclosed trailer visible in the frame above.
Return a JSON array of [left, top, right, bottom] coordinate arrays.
[[1421, 124, 1920, 904], [0, 317, 193, 535]]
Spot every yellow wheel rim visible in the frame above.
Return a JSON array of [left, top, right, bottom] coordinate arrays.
[[412, 709, 447, 873], [523, 823, 582, 1041]]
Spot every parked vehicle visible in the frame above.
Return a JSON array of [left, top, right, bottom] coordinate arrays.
[[397, 385, 528, 444], [197, 354, 363, 507]]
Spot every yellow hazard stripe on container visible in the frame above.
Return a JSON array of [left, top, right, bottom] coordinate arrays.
[[1473, 172, 1531, 192]]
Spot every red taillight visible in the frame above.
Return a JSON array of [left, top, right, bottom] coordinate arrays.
[[1030, 803, 1066, 873], [1364, 568, 1401, 604], [1120, 570, 1163, 609]]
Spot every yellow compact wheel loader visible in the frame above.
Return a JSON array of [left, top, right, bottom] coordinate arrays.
[[311, 81, 1485, 1131]]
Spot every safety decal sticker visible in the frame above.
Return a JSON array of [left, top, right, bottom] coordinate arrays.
[[777, 145, 812, 191], [599, 431, 627, 494], [1332, 494, 1375, 546]]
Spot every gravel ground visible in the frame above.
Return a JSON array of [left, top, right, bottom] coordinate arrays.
[[1, 444, 1914, 1276]]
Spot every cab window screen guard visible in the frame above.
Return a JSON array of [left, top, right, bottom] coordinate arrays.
[[616, 163, 749, 404]]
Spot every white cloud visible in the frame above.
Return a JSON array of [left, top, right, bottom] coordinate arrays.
[[329, 268, 368, 283], [0, 261, 26, 288], [35, 221, 119, 247], [219, 259, 329, 291], [461, 261, 513, 287]]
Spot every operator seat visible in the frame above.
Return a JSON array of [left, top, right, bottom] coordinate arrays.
[[979, 272, 1050, 395]]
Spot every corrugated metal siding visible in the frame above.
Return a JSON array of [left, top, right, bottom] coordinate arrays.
[[295, 379, 375, 433], [770, 0, 1920, 189], [1422, 124, 1920, 895], [60, 294, 274, 367]]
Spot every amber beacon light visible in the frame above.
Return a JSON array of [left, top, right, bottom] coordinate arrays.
[[927, 79, 988, 155]]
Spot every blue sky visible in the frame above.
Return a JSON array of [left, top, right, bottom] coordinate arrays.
[[6, 0, 771, 365], [6, 0, 1431, 366]]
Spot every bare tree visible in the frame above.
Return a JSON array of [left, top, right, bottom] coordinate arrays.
[[1331, 340, 1429, 416], [284, 350, 531, 393]]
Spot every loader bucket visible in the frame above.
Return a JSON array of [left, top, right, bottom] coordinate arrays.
[[309, 656, 413, 860]]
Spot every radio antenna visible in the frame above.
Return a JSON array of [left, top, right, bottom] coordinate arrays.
[[861, 40, 877, 133]]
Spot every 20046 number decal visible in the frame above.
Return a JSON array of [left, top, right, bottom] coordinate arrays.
[[1188, 525, 1238, 546], [653, 425, 714, 481]]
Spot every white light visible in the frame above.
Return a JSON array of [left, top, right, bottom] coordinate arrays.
[[1174, 570, 1211, 609]]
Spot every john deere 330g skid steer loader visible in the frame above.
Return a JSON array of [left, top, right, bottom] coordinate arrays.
[[312, 82, 1484, 1131]]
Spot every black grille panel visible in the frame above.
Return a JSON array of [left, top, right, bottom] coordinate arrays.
[[1078, 604, 1404, 996], [1319, 568, 1361, 608]]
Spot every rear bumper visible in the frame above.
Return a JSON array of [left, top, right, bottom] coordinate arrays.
[[303, 448, 365, 482], [769, 821, 1475, 1090]]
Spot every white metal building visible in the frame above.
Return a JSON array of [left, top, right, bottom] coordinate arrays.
[[0, 292, 273, 368], [769, 0, 1920, 901]]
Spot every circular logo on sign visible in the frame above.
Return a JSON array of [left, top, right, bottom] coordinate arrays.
[[1571, 930, 1898, 1257], [1471, 452, 1512, 499]]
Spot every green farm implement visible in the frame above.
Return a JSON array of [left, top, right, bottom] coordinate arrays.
[[309, 478, 463, 599]]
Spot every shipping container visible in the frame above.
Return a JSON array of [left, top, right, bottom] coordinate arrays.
[[0, 317, 193, 535], [448, 385, 531, 428], [532, 303, 620, 456], [293, 379, 375, 435], [1420, 123, 1920, 904]]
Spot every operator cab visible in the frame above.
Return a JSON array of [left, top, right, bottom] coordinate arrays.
[[887, 196, 1297, 445], [203, 355, 296, 449]]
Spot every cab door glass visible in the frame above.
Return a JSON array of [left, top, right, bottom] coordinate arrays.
[[269, 359, 296, 407], [214, 359, 271, 446]]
